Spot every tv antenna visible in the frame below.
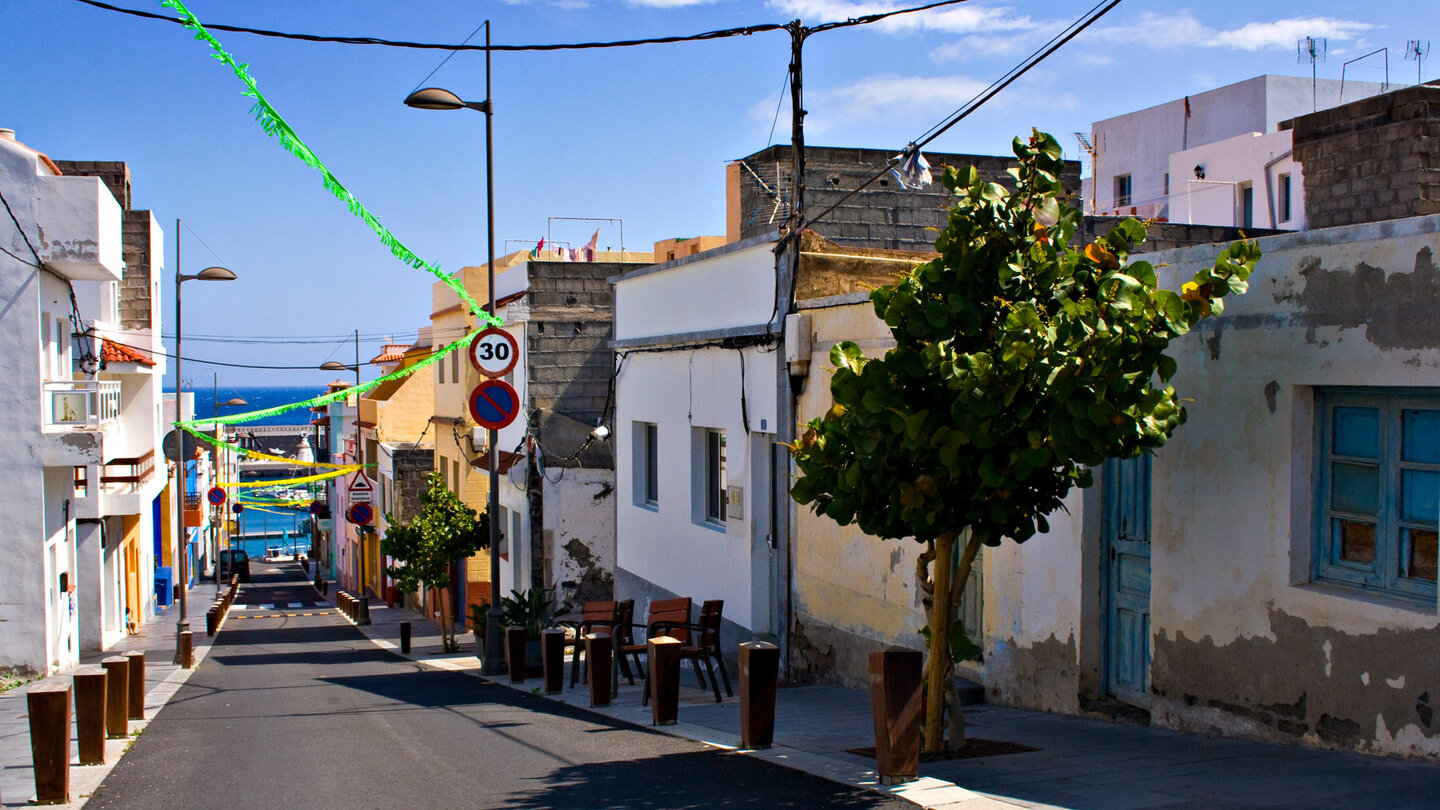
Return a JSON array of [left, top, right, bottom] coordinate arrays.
[[1298, 36, 1327, 111], [1407, 41, 1430, 86], [1073, 132, 1097, 210]]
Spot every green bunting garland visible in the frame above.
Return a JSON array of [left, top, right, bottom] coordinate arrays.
[[158, 0, 499, 331]]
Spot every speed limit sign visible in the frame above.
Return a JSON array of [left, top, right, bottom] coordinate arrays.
[[469, 327, 518, 378]]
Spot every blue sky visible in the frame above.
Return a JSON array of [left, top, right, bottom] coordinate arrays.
[[0, 0, 1429, 386]]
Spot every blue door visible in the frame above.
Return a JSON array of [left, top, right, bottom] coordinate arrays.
[[1103, 453, 1152, 708]]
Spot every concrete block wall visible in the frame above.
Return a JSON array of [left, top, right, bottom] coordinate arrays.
[[1288, 83, 1440, 229], [391, 446, 433, 524], [1080, 216, 1281, 254], [524, 260, 632, 470], [119, 211, 154, 331], [736, 145, 1082, 250]]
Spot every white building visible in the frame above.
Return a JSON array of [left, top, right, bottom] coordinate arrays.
[[1083, 74, 1385, 228], [612, 235, 785, 647], [0, 130, 166, 676]]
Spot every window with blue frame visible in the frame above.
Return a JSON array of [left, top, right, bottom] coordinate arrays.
[[1316, 389, 1440, 602]]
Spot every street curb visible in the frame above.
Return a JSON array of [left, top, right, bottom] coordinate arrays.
[[342, 609, 1025, 810]]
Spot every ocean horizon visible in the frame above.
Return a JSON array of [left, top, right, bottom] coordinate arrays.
[[172, 384, 330, 426]]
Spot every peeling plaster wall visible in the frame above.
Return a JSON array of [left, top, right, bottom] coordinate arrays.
[[1145, 213, 1440, 759], [981, 488, 1087, 713], [542, 469, 615, 603]]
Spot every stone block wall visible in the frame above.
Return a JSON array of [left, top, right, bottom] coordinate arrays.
[[1288, 83, 1440, 229], [391, 446, 433, 525], [525, 260, 632, 470], [1081, 216, 1281, 254], [735, 145, 1082, 250]]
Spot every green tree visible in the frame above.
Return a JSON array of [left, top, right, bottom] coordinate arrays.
[[789, 131, 1260, 753], [382, 471, 490, 653]]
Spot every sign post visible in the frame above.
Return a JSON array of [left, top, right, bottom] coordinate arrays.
[[346, 474, 374, 625]]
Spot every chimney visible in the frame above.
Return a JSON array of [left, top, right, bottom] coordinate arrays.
[[0, 129, 16, 141]]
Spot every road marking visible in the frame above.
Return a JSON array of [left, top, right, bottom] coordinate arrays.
[[232, 611, 336, 619]]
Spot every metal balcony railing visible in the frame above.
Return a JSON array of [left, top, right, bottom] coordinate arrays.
[[44, 379, 121, 427], [101, 450, 155, 489]]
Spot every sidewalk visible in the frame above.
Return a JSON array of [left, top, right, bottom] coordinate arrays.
[[354, 594, 1440, 810], [0, 580, 221, 808]]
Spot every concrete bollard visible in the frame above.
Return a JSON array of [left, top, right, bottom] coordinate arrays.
[[505, 626, 527, 683], [400, 621, 412, 654], [739, 641, 780, 749], [124, 651, 145, 720], [648, 636, 682, 725], [101, 656, 130, 738], [869, 648, 923, 786], [178, 630, 194, 669], [585, 634, 612, 708], [27, 681, 71, 805], [541, 629, 565, 694], [72, 667, 108, 766]]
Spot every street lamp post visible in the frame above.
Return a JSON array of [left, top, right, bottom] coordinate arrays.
[[321, 329, 368, 624], [404, 22, 503, 675], [173, 218, 237, 663], [213, 377, 247, 587]]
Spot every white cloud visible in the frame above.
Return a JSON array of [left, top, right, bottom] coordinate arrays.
[[625, 0, 721, 6], [767, 1, 1039, 35], [805, 74, 993, 133], [1216, 17, 1375, 52], [1087, 11, 1374, 53]]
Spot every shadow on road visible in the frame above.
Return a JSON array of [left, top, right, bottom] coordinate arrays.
[[500, 748, 899, 809]]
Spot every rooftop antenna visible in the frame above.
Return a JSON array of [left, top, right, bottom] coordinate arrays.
[[1073, 132, 1097, 211], [1406, 41, 1430, 86], [1298, 36, 1327, 111]]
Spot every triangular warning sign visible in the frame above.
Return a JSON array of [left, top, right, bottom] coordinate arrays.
[[348, 472, 373, 491]]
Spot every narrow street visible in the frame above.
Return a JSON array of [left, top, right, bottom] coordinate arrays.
[[84, 561, 909, 809]]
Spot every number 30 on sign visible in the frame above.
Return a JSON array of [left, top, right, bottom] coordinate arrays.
[[469, 327, 519, 378]]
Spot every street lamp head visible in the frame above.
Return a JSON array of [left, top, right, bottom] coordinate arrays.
[[320, 361, 353, 372], [404, 87, 490, 114], [179, 266, 238, 283], [220, 397, 248, 407]]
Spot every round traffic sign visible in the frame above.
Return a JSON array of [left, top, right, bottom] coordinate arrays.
[[347, 502, 374, 525], [469, 327, 518, 378], [231, 502, 246, 514], [468, 379, 520, 431], [309, 500, 324, 515], [207, 486, 227, 506]]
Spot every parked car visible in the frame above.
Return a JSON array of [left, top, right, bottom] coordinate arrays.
[[218, 549, 250, 583]]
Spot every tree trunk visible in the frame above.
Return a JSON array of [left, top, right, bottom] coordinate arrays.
[[922, 530, 956, 754], [437, 565, 453, 652], [946, 531, 983, 752]]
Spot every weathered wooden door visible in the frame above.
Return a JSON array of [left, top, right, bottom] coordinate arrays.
[[1103, 453, 1152, 708]]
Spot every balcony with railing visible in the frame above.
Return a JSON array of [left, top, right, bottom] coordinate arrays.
[[101, 450, 155, 492], [43, 379, 121, 428]]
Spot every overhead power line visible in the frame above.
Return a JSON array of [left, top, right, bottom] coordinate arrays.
[[71, 0, 973, 52]]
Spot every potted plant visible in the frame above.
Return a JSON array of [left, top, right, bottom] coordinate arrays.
[[500, 586, 569, 671]]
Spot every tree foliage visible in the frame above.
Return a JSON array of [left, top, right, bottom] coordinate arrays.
[[788, 130, 1260, 750], [382, 471, 489, 652]]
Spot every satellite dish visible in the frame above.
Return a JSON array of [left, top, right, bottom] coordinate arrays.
[[162, 429, 199, 462]]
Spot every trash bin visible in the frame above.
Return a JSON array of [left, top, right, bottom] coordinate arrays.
[[154, 567, 173, 607]]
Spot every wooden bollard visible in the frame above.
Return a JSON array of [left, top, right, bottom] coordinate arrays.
[[206, 606, 218, 637], [869, 648, 923, 786], [72, 667, 107, 765], [648, 637, 682, 725], [541, 629, 565, 694], [124, 650, 145, 720], [101, 656, 129, 738], [27, 681, 71, 804], [400, 621, 412, 654], [739, 641, 780, 749], [505, 626, 527, 683], [585, 634, 612, 708], [178, 630, 194, 669]]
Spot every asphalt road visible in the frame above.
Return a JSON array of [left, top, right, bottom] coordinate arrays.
[[85, 562, 909, 809]]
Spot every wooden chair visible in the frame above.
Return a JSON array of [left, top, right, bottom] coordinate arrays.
[[561, 600, 621, 688], [614, 599, 638, 684], [618, 597, 692, 705], [680, 599, 731, 702]]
